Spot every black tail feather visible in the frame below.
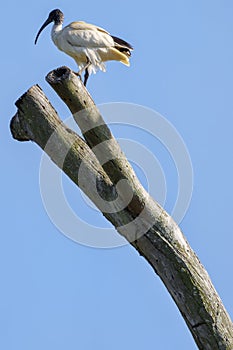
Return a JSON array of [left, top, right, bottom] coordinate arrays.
[[111, 35, 133, 50]]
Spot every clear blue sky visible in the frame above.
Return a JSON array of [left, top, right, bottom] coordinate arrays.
[[1, 1, 233, 349]]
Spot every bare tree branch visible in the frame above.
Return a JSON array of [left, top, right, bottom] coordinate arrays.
[[10, 68, 233, 349]]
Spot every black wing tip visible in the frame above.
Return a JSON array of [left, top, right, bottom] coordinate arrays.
[[112, 35, 133, 50]]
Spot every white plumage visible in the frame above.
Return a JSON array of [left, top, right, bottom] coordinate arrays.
[[35, 9, 133, 85]]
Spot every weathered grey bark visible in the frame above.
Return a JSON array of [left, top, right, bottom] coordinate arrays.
[[10, 67, 233, 350]]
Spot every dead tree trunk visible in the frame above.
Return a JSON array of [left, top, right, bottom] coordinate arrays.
[[10, 67, 233, 350]]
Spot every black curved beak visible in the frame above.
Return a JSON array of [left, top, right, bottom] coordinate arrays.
[[34, 17, 52, 45]]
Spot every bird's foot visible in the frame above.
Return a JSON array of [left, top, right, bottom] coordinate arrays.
[[74, 71, 83, 82]]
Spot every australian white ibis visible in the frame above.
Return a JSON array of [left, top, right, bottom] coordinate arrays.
[[35, 9, 133, 86]]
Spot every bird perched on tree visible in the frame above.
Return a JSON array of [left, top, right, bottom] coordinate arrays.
[[35, 9, 133, 86]]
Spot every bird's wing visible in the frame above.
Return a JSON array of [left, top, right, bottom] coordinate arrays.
[[68, 21, 110, 34], [64, 21, 114, 48]]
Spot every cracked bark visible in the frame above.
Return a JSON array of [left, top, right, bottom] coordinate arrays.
[[10, 66, 233, 350]]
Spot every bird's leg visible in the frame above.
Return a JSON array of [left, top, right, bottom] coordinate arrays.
[[74, 60, 91, 85], [74, 65, 86, 82], [84, 68, 90, 86], [76, 57, 91, 86], [83, 57, 91, 86]]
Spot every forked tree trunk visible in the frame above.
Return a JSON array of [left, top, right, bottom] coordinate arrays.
[[10, 67, 233, 350]]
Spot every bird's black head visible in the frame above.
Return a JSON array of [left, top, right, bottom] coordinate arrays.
[[48, 9, 64, 25], [34, 9, 64, 45]]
